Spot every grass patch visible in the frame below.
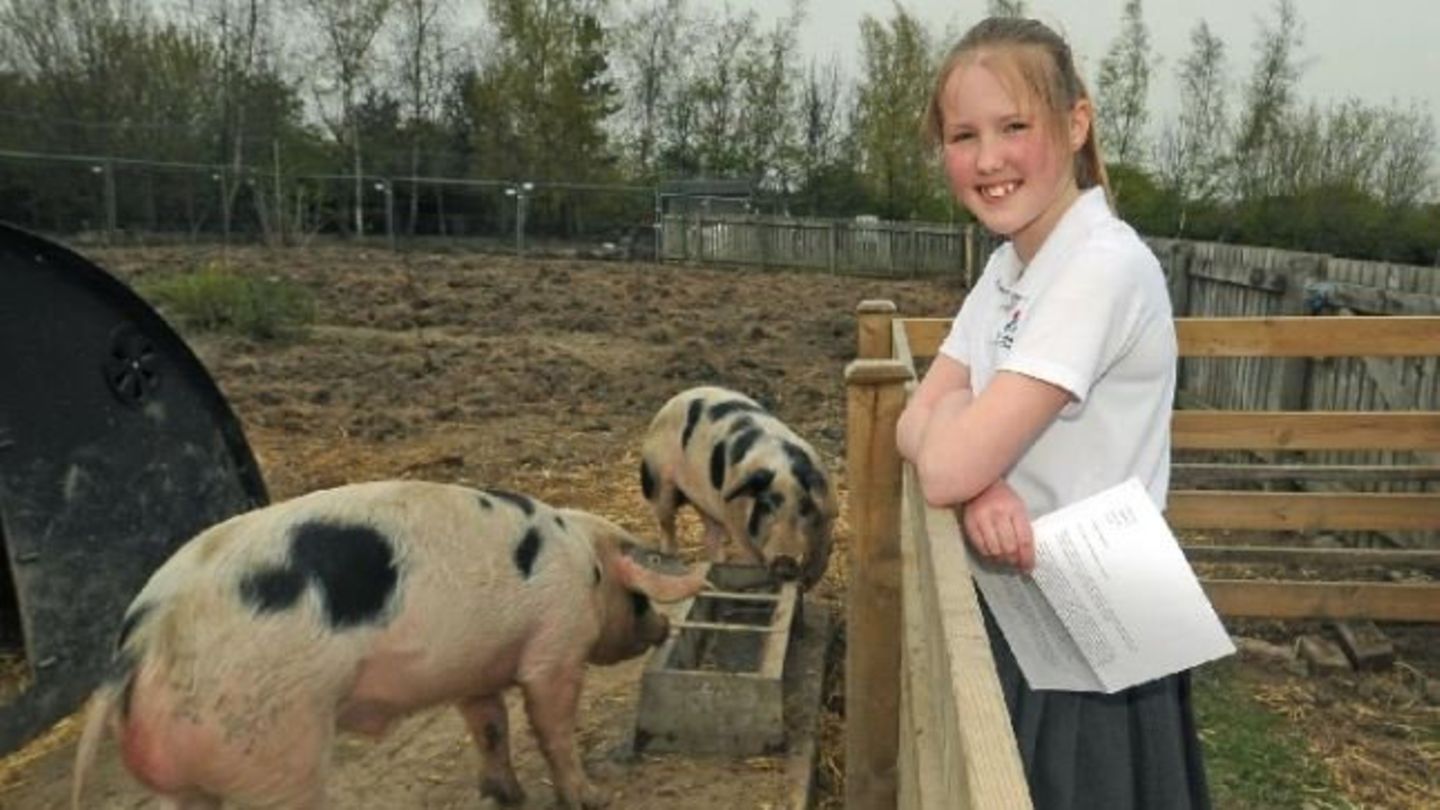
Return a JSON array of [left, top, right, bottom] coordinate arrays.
[[1193, 661, 1350, 809], [139, 263, 314, 340]]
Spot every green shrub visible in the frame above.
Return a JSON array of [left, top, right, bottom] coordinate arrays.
[[139, 263, 314, 340]]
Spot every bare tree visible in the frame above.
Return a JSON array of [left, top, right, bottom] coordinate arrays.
[[611, 0, 689, 178], [390, 0, 454, 231], [296, 0, 394, 237], [1233, 0, 1303, 200], [987, 0, 1026, 17], [1155, 19, 1227, 231], [1374, 104, 1436, 209], [1095, 0, 1154, 170]]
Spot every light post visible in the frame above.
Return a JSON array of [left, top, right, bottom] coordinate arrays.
[[504, 181, 534, 256], [93, 163, 116, 243], [374, 179, 395, 250]]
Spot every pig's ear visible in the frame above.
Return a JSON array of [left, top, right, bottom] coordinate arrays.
[[611, 541, 707, 603], [723, 468, 774, 502]]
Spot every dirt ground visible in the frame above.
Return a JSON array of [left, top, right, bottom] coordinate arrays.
[[0, 244, 1436, 808], [0, 245, 963, 809]]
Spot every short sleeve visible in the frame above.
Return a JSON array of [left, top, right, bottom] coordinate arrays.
[[999, 246, 1152, 404], [937, 291, 979, 364]]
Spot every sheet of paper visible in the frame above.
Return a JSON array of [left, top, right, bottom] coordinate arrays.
[[972, 478, 1235, 693]]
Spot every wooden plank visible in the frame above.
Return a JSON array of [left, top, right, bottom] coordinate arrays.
[[904, 318, 950, 359], [1201, 579, 1440, 621], [1187, 258, 1290, 292], [1183, 545, 1440, 567], [908, 316, 1440, 361], [843, 360, 911, 810], [1310, 280, 1440, 316], [1175, 316, 1440, 357], [912, 470, 1032, 808], [1169, 491, 1440, 530], [1170, 463, 1440, 486], [899, 465, 943, 810], [1172, 411, 1440, 451]]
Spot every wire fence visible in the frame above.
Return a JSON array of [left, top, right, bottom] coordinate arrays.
[[0, 149, 667, 259]]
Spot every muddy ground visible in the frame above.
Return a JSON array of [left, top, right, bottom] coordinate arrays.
[[0, 245, 1436, 808]]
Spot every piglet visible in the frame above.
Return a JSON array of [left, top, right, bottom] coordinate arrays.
[[71, 480, 706, 809]]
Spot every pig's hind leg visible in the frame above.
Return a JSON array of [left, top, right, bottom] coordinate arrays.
[[458, 694, 524, 806], [641, 459, 685, 554]]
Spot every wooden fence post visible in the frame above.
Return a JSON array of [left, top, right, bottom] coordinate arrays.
[[857, 299, 898, 360], [845, 357, 913, 810], [829, 221, 840, 274]]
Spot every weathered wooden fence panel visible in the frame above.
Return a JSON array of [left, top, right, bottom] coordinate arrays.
[[661, 214, 974, 278]]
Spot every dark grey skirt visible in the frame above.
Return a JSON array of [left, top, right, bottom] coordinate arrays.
[[982, 599, 1213, 810]]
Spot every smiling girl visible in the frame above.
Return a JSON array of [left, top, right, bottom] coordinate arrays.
[[895, 16, 1210, 809]]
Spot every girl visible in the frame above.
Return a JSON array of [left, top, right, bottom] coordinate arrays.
[[895, 16, 1210, 809]]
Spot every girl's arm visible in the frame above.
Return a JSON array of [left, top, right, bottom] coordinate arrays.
[[896, 354, 972, 464], [913, 370, 1072, 508]]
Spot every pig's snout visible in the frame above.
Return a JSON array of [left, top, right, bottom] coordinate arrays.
[[769, 555, 800, 582]]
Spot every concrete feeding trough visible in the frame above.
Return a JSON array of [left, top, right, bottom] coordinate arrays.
[[633, 563, 799, 755]]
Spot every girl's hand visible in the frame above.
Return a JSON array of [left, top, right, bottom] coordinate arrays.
[[960, 480, 1035, 573]]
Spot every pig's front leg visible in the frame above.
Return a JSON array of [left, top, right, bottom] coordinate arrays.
[[700, 513, 729, 563], [457, 694, 524, 806], [520, 666, 605, 809]]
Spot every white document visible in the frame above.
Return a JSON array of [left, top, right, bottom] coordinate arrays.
[[970, 477, 1235, 693]]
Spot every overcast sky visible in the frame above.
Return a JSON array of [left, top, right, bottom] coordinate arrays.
[[730, 0, 1440, 137]]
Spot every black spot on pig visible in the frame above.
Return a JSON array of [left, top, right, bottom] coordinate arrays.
[[724, 468, 775, 502], [592, 564, 603, 586], [240, 523, 399, 630], [681, 398, 704, 448], [747, 492, 784, 539], [115, 602, 152, 650], [241, 565, 306, 614], [476, 493, 493, 510], [640, 460, 657, 500], [292, 523, 399, 629], [708, 399, 764, 421], [727, 416, 757, 435], [782, 441, 827, 494], [514, 527, 543, 578], [553, 514, 567, 531], [709, 440, 727, 490], [486, 489, 535, 516], [728, 428, 762, 466]]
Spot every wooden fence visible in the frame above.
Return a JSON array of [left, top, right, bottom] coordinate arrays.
[[843, 301, 1440, 809], [659, 213, 991, 279]]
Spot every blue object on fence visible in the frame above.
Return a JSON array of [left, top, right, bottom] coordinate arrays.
[[1303, 280, 1338, 314]]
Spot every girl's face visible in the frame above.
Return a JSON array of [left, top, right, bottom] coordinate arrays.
[[938, 57, 1090, 262]]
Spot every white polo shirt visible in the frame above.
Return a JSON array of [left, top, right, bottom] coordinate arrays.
[[938, 187, 1176, 515]]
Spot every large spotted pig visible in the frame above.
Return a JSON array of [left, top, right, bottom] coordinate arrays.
[[70, 480, 706, 810], [639, 386, 837, 588]]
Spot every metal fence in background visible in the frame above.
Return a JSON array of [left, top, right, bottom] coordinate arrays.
[[0, 149, 661, 258]]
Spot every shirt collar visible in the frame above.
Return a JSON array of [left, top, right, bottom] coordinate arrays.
[[993, 186, 1111, 299]]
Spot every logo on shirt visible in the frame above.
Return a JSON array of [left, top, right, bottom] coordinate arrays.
[[995, 306, 1022, 350]]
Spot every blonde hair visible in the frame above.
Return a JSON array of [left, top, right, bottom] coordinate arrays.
[[926, 17, 1111, 198]]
